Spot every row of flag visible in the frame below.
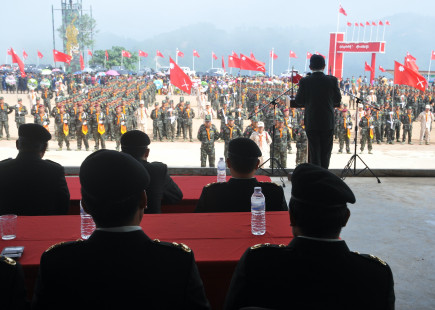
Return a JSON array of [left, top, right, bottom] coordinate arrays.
[[339, 4, 391, 27]]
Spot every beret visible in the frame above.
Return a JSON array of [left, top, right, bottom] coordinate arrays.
[[227, 115, 234, 121], [310, 54, 325, 69], [204, 115, 212, 121], [291, 163, 355, 208], [80, 150, 150, 203], [121, 130, 150, 148], [228, 137, 262, 158], [18, 123, 51, 143]]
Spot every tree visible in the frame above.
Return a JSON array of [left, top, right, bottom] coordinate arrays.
[[57, 13, 98, 52], [90, 46, 139, 71]]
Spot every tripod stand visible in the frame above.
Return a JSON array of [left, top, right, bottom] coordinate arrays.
[[340, 89, 381, 183]]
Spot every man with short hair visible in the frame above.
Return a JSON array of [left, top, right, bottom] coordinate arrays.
[[32, 150, 209, 309], [417, 105, 434, 145], [195, 137, 287, 213], [197, 115, 220, 167], [225, 163, 395, 310], [249, 121, 271, 166], [121, 130, 182, 214], [0, 96, 12, 140], [10, 98, 28, 129], [0, 124, 70, 215]]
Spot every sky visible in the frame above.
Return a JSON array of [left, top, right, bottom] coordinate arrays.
[[2, 0, 435, 75]]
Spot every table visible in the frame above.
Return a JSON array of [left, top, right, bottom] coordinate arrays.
[[66, 175, 272, 214], [1, 212, 292, 309]]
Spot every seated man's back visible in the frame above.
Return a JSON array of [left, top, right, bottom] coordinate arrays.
[[0, 124, 70, 215]]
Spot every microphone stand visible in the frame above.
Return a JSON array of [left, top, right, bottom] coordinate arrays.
[[340, 88, 381, 183]]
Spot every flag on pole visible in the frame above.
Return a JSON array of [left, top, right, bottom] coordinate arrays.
[[250, 52, 255, 59], [315, 51, 326, 58], [306, 52, 313, 59], [80, 53, 85, 71], [372, 21, 376, 26], [339, 5, 347, 16], [53, 49, 72, 64], [386, 20, 391, 26], [87, 49, 93, 56], [364, 61, 374, 72], [379, 21, 384, 26], [138, 50, 148, 57], [379, 65, 386, 72], [212, 52, 218, 60], [366, 21, 370, 26], [360, 23, 364, 27], [177, 50, 184, 57], [37, 50, 44, 59], [228, 54, 241, 68], [222, 56, 225, 72], [169, 57, 192, 94], [347, 22, 352, 27], [405, 52, 419, 71], [156, 50, 164, 58], [23, 50, 28, 59], [122, 50, 131, 58], [355, 22, 359, 27], [193, 50, 200, 58], [269, 50, 278, 59], [239, 54, 265, 72], [394, 61, 427, 91], [10, 48, 26, 77], [431, 51, 435, 60], [7, 49, 12, 55], [289, 51, 297, 58]]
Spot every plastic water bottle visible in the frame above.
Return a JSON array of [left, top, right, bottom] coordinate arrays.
[[80, 202, 96, 240], [251, 187, 266, 235], [217, 157, 226, 183]]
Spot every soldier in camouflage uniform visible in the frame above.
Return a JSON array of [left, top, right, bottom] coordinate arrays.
[[232, 102, 246, 132], [164, 101, 177, 142], [282, 109, 293, 154], [221, 116, 243, 159], [176, 97, 185, 137], [55, 106, 71, 151], [34, 104, 50, 133], [113, 105, 128, 151], [393, 106, 402, 143], [243, 117, 258, 138], [384, 110, 396, 144], [217, 102, 231, 131], [270, 118, 291, 168], [41, 85, 53, 113], [401, 107, 414, 144], [104, 102, 115, 141], [294, 120, 308, 166], [92, 104, 106, 151], [150, 102, 163, 141], [75, 104, 90, 151], [359, 108, 374, 154], [0, 97, 12, 140], [181, 101, 195, 142], [10, 98, 27, 129], [337, 109, 352, 154], [372, 106, 383, 144], [197, 115, 220, 167]]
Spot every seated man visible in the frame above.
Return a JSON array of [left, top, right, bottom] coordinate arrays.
[[0, 256, 28, 310], [0, 123, 70, 215], [32, 150, 209, 309], [121, 130, 183, 213], [195, 138, 287, 213], [224, 163, 395, 310]]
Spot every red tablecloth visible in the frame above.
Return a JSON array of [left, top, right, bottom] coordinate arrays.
[[1, 212, 291, 309], [66, 175, 272, 214]]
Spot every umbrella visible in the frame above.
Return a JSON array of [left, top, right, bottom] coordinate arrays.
[[118, 69, 130, 75], [255, 72, 265, 77], [153, 80, 163, 90], [41, 69, 52, 75], [96, 72, 106, 77], [73, 71, 82, 75], [52, 68, 61, 72], [82, 67, 94, 73], [106, 70, 120, 76]]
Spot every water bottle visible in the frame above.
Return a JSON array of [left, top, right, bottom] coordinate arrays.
[[217, 157, 226, 183], [80, 202, 96, 240], [251, 187, 266, 235]]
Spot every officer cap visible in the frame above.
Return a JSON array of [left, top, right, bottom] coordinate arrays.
[[18, 123, 51, 143], [309, 54, 325, 70], [425, 105, 430, 109], [257, 121, 264, 127], [154, 102, 159, 106], [283, 108, 289, 112], [180, 96, 184, 102], [80, 150, 150, 203], [228, 137, 262, 159], [18, 98, 22, 102], [291, 163, 356, 208], [251, 116, 258, 122], [139, 100, 144, 105], [277, 117, 284, 122], [186, 101, 190, 105], [204, 115, 212, 122], [227, 115, 234, 121], [121, 130, 150, 148], [36, 97, 41, 100], [205, 102, 211, 106]]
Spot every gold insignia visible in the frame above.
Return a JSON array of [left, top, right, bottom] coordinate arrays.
[[279, 244, 286, 248], [179, 243, 192, 253], [172, 242, 179, 246], [45, 242, 66, 253], [205, 182, 217, 188], [353, 251, 360, 254], [370, 254, 387, 266], [1, 256, 16, 266], [153, 239, 160, 243], [250, 244, 264, 250]]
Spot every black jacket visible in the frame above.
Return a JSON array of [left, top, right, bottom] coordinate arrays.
[[225, 237, 395, 310], [32, 230, 210, 310], [195, 178, 287, 213], [0, 256, 28, 310], [295, 72, 342, 131], [0, 152, 70, 215]]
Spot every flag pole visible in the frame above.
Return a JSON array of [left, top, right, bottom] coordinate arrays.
[[121, 54, 123, 69], [352, 24, 355, 41], [370, 24, 373, 41], [304, 54, 308, 73], [376, 24, 379, 41], [271, 48, 274, 77], [363, 25, 366, 42], [288, 53, 291, 71], [382, 23, 386, 41], [333, 6, 340, 77], [138, 53, 141, 72], [357, 25, 360, 41], [37, 52, 39, 67], [212, 53, 214, 68], [428, 55, 432, 81], [176, 48, 178, 65], [193, 53, 195, 72]]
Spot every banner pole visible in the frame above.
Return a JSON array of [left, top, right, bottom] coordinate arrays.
[[333, 8, 340, 77]]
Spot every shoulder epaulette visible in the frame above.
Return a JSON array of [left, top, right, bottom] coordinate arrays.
[[45, 239, 83, 253], [153, 239, 191, 253], [353, 252, 387, 266], [205, 182, 219, 188], [0, 255, 16, 266], [250, 243, 286, 250]]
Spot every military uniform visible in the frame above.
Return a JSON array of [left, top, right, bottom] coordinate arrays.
[[217, 105, 231, 131], [359, 113, 375, 153], [113, 111, 127, 151], [232, 106, 246, 131], [92, 110, 106, 150], [55, 112, 71, 150], [75, 111, 90, 151], [0, 100, 12, 139], [337, 112, 352, 154], [294, 126, 308, 165], [10, 102, 28, 129], [384, 111, 397, 144], [394, 109, 402, 142], [243, 122, 258, 139], [176, 99, 185, 137], [164, 105, 177, 142], [34, 111, 50, 133], [180, 104, 195, 141], [270, 123, 291, 168], [0, 256, 28, 310], [197, 120, 220, 167], [372, 109, 383, 144], [401, 110, 414, 144], [41, 87, 53, 113], [150, 104, 163, 141], [221, 119, 243, 159]]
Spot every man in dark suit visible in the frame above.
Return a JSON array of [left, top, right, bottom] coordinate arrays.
[[0, 256, 28, 310], [0, 124, 70, 216], [120, 130, 183, 214], [195, 138, 287, 213], [32, 150, 210, 310], [225, 163, 395, 310], [294, 54, 342, 169]]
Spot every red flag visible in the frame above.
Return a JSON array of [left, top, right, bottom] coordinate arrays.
[[138, 50, 148, 57], [431, 50, 435, 60], [250, 52, 255, 59], [193, 50, 200, 58], [366, 21, 370, 26], [239, 54, 265, 72], [105, 50, 109, 61], [7, 49, 12, 55], [228, 54, 241, 68], [212, 52, 218, 60], [10, 48, 25, 77], [80, 53, 85, 71], [292, 73, 303, 84], [339, 5, 347, 16], [372, 21, 376, 26], [37, 50, 44, 59], [379, 65, 386, 73], [122, 50, 131, 58], [169, 57, 192, 94], [306, 52, 312, 59], [347, 22, 352, 27], [355, 23, 359, 27], [53, 49, 72, 64], [386, 20, 390, 26], [269, 50, 278, 60], [177, 50, 184, 57], [365, 62, 373, 72], [87, 49, 93, 56], [405, 53, 419, 71], [23, 50, 28, 59], [289, 50, 297, 58], [379, 21, 384, 26], [394, 61, 427, 91], [315, 51, 326, 58], [156, 50, 164, 58], [222, 56, 225, 72], [406, 52, 416, 62], [360, 23, 364, 27]]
